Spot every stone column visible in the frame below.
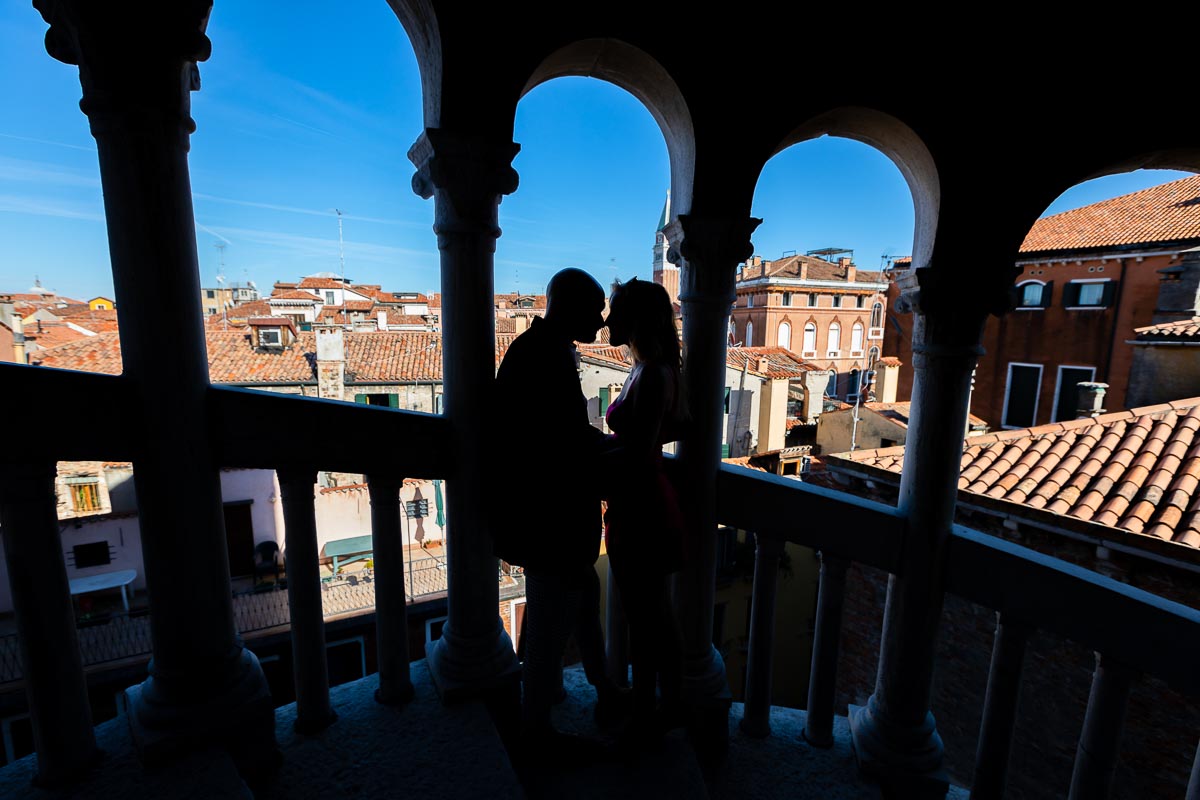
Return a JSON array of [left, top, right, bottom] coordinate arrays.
[[0, 461, 98, 785], [410, 129, 520, 699], [277, 468, 336, 732], [849, 268, 988, 796], [35, 1, 275, 769], [367, 475, 414, 705], [669, 214, 760, 749]]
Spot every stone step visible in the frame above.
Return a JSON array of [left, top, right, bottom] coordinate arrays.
[[262, 659, 525, 800]]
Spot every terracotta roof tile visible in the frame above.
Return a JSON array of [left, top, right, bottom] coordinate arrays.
[[269, 290, 323, 301], [1020, 175, 1200, 254], [740, 254, 888, 285], [832, 398, 1200, 550], [726, 346, 821, 378]]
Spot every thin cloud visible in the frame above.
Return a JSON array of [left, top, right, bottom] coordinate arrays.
[[196, 223, 232, 245], [204, 224, 438, 265], [0, 193, 104, 221], [192, 192, 426, 228], [0, 156, 101, 189], [269, 114, 335, 138], [0, 132, 96, 153]]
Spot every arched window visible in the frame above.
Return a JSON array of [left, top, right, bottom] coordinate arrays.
[[825, 369, 838, 397], [802, 322, 817, 353], [868, 346, 880, 370], [746, 321, 754, 347], [851, 322, 864, 353], [828, 322, 841, 353], [777, 322, 791, 350], [1017, 280, 1051, 309], [870, 302, 883, 328]]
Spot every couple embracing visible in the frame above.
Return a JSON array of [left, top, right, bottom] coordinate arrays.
[[494, 268, 687, 754]]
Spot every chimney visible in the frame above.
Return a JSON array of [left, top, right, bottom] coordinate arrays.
[[874, 359, 900, 404], [513, 315, 530, 334], [1076, 382, 1108, 419], [757, 356, 769, 373], [315, 325, 346, 402], [376, 309, 388, 331], [756, 377, 789, 454], [1152, 246, 1200, 324], [0, 296, 26, 364], [841, 257, 856, 283], [798, 262, 808, 280], [800, 370, 828, 423]]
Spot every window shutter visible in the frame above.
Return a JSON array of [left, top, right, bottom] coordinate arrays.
[[388, 394, 399, 408], [1063, 282, 1081, 307], [1041, 281, 1054, 308], [721, 443, 731, 458], [724, 386, 731, 414], [599, 386, 611, 415], [1100, 280, 1117, 307], [355, 394, 368, 404]]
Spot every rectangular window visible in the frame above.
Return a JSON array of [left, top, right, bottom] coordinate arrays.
[[67, 478, 101, 512], [747, 294, 754, 308], [325, 291, 336, 305], [808, 293, 817, 306], [259, 329, 282, 346], [1063, 280, 1114, 308], [206, 290, 215, 299], [1002, 363, 1043, 428], [72, 541, 111, 568], [856, 296, 865, 308], [1053, 366, 1096, 422], [405, 499, 430, 518], [782, 293, 792, 307], [832, 296, 842, 308]]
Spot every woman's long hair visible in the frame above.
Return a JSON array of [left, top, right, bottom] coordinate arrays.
[[611, 277, 688, 421], [611, 277, 679, 367]]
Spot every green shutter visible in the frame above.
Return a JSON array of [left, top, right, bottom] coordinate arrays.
[[724, 386, 731, 414], [1063, 282, 1081, 307], [355, 394, 368, 404], [1100, 280, 1117, 308], [599, 386, 611, 415], [388, 394, 400, 408], [721, 443, 731, 458]]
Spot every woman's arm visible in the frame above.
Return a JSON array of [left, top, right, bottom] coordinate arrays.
[[618, 363, 672, 454]]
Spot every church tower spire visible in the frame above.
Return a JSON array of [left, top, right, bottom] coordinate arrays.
[[652, 190, 679, 306]]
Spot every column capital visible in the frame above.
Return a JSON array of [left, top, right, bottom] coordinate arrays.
[[409, 129, 520, 237], [898, 262, 1019, 321], [668, 215, 761, 307], [34, 0, 212, 141]]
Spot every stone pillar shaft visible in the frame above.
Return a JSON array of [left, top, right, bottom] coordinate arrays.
[[0, 462, 98, 785], [1068, 654, 1133, 800], [34, 1, 274, 768], [850, 282, 987, 793], [740, 533, 784, 738], [367, 475, 414, 705], [278, 469, 336, 732], [805, 553, 849, 748], [972, 613, 1029, 800], [671, 214, 760, 750], [410, 129, 519, 699]]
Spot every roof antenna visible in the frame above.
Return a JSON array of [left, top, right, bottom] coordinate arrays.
[[335, 209, 346, 283]]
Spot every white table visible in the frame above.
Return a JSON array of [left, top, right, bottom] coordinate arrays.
[[69, 569, 138, 612]]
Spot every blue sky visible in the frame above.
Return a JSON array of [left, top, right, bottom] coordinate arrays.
[[1, 3, 1191, 302]]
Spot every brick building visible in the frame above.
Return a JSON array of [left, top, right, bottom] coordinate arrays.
[[886, 176, 1200, 428], [824, 401, 1200, 798], [731, 252, 888, 401]]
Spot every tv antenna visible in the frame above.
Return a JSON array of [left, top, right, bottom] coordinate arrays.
[[334, 209, 346, 283]]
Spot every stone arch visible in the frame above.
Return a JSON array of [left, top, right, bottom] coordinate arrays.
[[386, 0, 443, 128], [773, 107, 939, 271], [521, 39, 696, 217]]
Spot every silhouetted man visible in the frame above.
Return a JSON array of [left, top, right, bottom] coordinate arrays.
[[493, 268, 621, 748]]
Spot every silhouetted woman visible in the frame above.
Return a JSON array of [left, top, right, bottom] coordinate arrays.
[[603, 277, 687, 740]]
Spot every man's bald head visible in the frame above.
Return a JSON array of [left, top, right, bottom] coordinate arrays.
[[545, 268, 606, 343]]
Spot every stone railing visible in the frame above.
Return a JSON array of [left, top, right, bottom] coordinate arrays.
[[720, 463, 1200, 799]]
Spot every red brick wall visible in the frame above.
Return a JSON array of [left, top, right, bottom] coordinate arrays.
[[833, 487, 1200, 799], [884, 254, 1178, 428]]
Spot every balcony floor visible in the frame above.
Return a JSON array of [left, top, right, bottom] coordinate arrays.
[[0, 660, 970, 799]]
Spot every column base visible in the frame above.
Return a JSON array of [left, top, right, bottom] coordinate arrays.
[[849, 701, 949, 800], [125, 648, 279, 788], [425, 629, 520, 704], [683, 645, 732, 756]]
